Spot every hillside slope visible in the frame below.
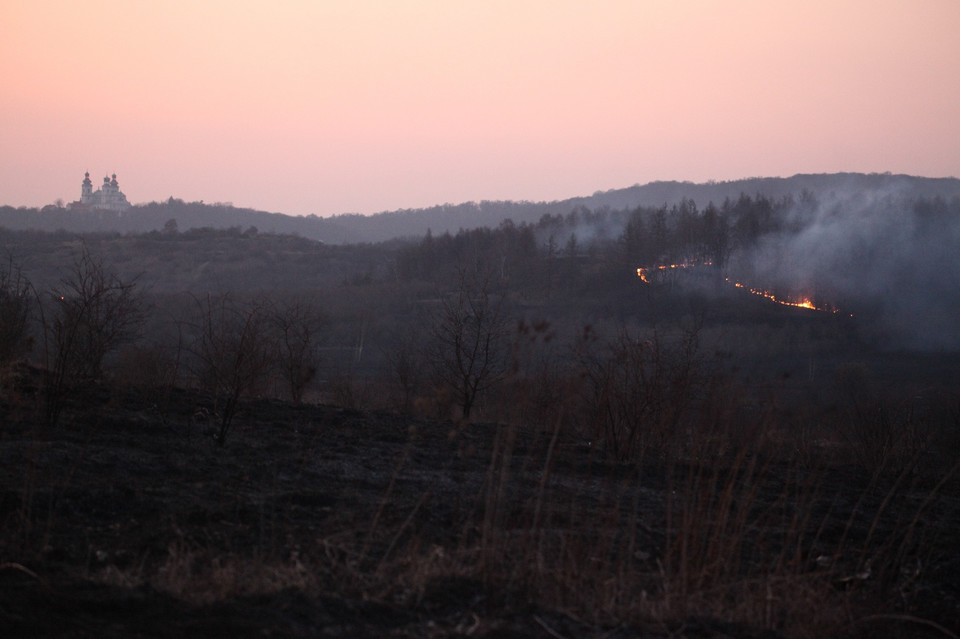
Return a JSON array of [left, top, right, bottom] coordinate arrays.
[[3, 173, 958, 243]]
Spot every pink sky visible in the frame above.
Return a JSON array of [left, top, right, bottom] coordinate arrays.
[[2, 1, 958, 216]]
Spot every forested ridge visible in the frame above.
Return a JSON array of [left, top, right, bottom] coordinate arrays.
[[5, 172, 959, 244]]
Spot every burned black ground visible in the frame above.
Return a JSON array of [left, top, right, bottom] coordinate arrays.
[[1, 386, 959, 638]]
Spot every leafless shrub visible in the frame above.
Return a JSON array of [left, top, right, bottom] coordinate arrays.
[[0, 258, 36, 419], [326, 366, 367, 410], [427, 269, 509, 421], [185, 294, 272, 444], [113, 342, 180, 392], [0, 257, 34, 368], [268, 296, 324, 403], [384, 327, 427, 415], [832, 362, 941, 476], [40, 247, 144, 426], [502, 318, 571, 429], [574, 323, 708, 460]]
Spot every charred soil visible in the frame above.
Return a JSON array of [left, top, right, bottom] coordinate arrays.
[[1, 388, 958, 638]]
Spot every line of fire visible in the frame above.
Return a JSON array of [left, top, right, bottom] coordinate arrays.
[[636, 261, 842, 314]]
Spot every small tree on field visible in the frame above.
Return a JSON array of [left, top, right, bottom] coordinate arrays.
[[41, 248, 144, 426], [429, 270, 508, 421], [385, 324, 427, 415], [0, 258, 34, 368], [187, 295, 272, 444], [269, 297, 324, 403], [575, 324, 705, 460]]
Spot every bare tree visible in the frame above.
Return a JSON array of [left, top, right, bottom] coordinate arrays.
[[41, 248, 144, 426], [575, 324, 705, 460], [385, 324, 427, 415], [187, 295, 272, 445], [0, 257, 34, 367], [429, 270, 508, 420], [268, 296, 324, 404]]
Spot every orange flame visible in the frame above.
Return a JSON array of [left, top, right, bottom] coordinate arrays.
[[637, 260, 712, 283], [724, 278, 835, 312], [635, 261, 839, 313]]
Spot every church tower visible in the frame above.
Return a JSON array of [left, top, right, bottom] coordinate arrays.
[[71, 171, 131, 211], [81, 171, 93, 204]]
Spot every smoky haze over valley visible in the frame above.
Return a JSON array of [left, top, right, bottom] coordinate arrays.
[[737, 189, 960, 350], [4, 171, 960, 638], [3, 172, 959, 352]]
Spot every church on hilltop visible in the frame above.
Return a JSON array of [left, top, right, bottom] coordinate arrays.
[[69, 172, 131, 212]]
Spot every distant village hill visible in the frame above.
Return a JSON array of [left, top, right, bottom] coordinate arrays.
[[68, 172, 131, 212], [2, 172, 959, 244]]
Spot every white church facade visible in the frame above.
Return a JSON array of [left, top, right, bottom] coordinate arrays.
[[70, 172, 131, 212]]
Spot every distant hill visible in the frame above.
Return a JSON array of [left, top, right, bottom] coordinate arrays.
[[567, 172, 960, 211], [3, 173, 958, 244]]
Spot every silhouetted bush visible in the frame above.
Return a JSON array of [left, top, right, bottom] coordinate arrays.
[[40, 247, 144, 426], [185, 294, 272, 444]]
